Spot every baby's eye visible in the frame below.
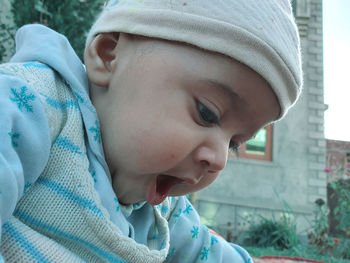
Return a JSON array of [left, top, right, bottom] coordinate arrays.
[[196, 100, 219, 126]]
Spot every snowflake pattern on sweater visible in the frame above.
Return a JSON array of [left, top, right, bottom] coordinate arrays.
[[10, 86, 36, 112]]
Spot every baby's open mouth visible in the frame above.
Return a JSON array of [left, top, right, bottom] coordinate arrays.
[[146, 174, 184, 206]]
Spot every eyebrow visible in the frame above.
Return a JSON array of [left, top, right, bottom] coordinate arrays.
[[198, 79, 247, 105]]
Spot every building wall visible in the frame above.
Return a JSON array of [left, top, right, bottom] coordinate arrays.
[[326, 139, 350, 174], [196, 0, 327, 236]]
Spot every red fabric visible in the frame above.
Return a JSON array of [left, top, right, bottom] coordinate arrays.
[[208, 228, 223, 238], [259, 256, 325, 263]]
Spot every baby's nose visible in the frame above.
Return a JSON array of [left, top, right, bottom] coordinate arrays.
[[195, 141, 228, 173]]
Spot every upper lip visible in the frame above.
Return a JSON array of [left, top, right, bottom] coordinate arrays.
[[180, 177, 198, 185], [164, 174, 201, 185]]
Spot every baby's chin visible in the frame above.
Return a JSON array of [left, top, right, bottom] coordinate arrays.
[[116, 191, 146, 206]]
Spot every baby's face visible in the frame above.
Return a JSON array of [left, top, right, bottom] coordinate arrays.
[[89, 34, 280, 206]]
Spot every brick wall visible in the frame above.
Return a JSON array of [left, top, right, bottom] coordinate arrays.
[[296, 0, 327, 205], [326, 139, 350, 173]]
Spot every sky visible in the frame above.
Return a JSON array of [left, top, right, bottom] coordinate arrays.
[[323, 0, 350, 141]]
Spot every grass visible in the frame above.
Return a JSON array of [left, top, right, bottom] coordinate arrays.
[[245, 245, 350, 263]]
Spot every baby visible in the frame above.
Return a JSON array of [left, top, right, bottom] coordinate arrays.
[[0, 0, 302, 262]]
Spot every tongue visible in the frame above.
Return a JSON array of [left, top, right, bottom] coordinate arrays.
[[146, 175, 181, 206]]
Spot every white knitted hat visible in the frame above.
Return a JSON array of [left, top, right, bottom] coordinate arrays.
[[87, 0, 303, 119]]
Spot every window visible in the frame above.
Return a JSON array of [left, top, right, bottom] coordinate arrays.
[[230, 125, 273, 161]]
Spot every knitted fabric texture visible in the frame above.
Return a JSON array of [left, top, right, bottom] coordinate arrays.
[[0, 62, 169, 263], [87, 0, 303, 119]]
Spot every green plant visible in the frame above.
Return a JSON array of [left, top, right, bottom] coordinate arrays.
[[307, 198, 333, 254], [245, 245, 350, 263], [305, 196, 350, 260], [242, 190, 299, 250], [332, 237, 350, 259], [330, 179, 350, 236], [243, 213, 298, 250], [0, 4, 16, 62], [10, 0, 104, 60], [305, 166, 350, 260], [326, 166, 350, 237]]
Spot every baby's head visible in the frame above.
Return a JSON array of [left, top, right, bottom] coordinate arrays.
[[84, 0, 302, 206]]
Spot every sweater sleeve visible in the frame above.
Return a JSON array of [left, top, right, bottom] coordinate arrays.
[[165, 196, 253, 263], [0, 73, 51, 251]]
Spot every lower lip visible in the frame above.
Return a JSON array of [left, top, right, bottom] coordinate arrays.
[[146, 175, 183, 206], [146, 178, 168, 206]]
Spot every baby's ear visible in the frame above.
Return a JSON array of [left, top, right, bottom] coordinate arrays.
[[84, 33, 119, 87]]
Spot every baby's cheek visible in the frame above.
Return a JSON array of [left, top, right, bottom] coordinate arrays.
[[158, 145, 189, 165], [145, 147, 186, 171], [131, 140, 182, 171], [163, 152, 178, 163], [134, 125, 195, 170], [150, 151, 181, 168]]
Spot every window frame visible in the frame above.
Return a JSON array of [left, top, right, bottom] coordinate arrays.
[[237, 124, 273, 161]]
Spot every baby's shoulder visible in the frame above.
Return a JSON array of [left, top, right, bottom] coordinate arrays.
[[0, 61, 79, 143], [0, 61, 74, 102], [0, 62, 55, 92], [0, 61, 52, 78]]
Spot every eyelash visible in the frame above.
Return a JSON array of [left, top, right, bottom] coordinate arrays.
[[229, 141, 240, 153], [196, 100, 240, 152], [196, 100, 219, 126]]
